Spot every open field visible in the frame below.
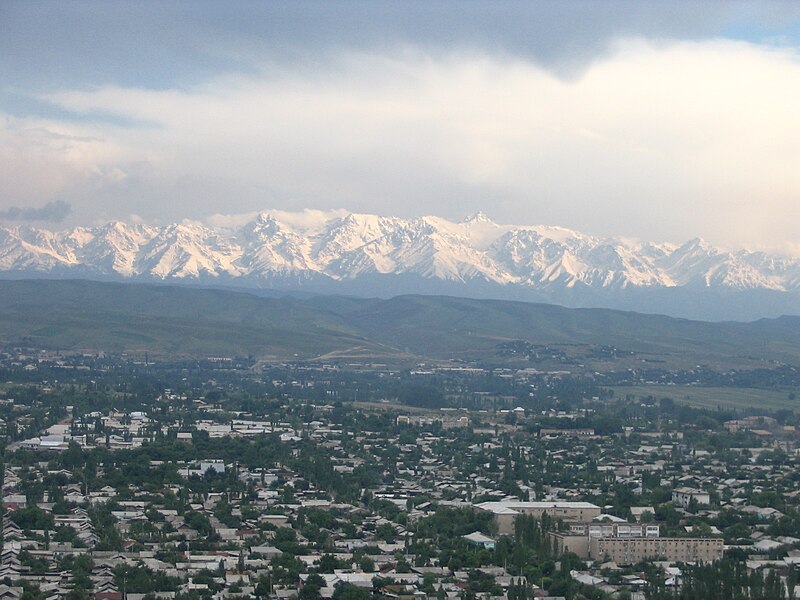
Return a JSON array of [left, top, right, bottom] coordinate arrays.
[[350, 401, 437, 414], [610, 385, 800, 412]]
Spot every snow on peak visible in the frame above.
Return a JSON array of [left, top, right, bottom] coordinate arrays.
[[462, 211, 493, 224], [0, 209, 797, 293]]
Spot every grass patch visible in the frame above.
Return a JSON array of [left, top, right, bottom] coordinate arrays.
[[609, 385, 800, 412]]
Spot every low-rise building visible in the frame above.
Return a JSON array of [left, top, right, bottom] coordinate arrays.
[[672, 488, 710, 509]]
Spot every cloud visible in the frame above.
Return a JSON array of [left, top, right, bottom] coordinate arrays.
[[3, 38, 800, 252], [3, 1, 800, 94], [206, 208, 350, 232], [0, 200, 72, 222]]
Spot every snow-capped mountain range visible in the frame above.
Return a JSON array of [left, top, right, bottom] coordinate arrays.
[[1, 210, 799, 319]]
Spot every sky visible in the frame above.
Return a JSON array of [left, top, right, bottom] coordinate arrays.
[[2, 1, 800, 253]]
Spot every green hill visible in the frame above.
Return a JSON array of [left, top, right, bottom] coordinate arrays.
[[310, 294, 800, 367], [0, 279, 381, 358], [0, 279, 798, 368]]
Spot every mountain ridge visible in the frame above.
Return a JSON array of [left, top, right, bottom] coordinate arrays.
[[1, 210, 798, 319], [1, 278, 799, 369]]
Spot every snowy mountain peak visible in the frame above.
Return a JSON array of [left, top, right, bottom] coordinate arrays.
[[462, 211, 494, 224], [0, 210, 798, 298]]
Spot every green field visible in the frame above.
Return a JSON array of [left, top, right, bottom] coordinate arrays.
[[610, 385, 800, 411]]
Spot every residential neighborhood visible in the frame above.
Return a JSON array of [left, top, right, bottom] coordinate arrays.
[[1, 352, 799, 600]]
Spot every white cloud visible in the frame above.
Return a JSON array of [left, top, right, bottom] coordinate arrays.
[[205, 208, 350, 232], [2, 38, 800, 252]]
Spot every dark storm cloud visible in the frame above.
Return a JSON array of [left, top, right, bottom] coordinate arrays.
[[0, 200, 72, 222], [2, 1, 800, 95]]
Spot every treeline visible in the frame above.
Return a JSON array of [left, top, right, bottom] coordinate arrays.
[[645, 558, 797, 600]]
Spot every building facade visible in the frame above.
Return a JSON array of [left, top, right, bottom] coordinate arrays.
[[589, 536, 723, 564], [475, 501, 602, 535], [672, 488, 711, 509]]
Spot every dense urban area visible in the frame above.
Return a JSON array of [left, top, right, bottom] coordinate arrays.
[[2, 348, 800, 600]]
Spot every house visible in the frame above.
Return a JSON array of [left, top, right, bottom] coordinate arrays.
[[671, 488, 710, 509], [463, 532, 496, 549]]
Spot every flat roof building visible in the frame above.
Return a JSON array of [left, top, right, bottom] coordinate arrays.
[[590, 536, 722, 565], [672, 488, 711, 509], [476, 501, 602, 535]]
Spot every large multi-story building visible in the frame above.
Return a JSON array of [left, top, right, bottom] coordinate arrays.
[[573, 522, 661, 540], [475, 501, 602, 535], [589, 536, 723, 564], [550, 532, 592, 558], [551, 531, 723, 564], [551, 522, 661, 559]]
